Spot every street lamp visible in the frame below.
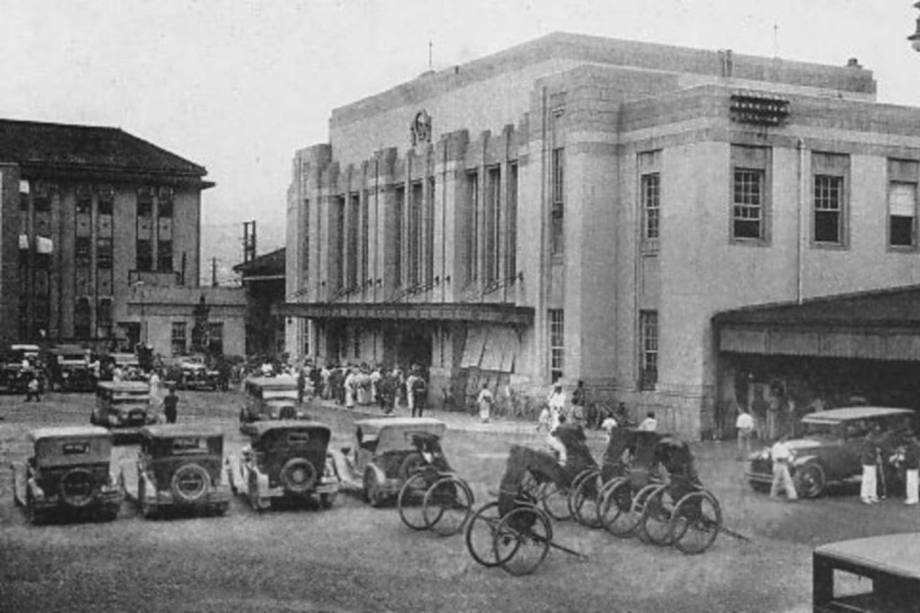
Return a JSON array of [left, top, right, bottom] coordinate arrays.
[[909, 2, 920, 51]]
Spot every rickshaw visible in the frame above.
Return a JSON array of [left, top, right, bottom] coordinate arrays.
[[464, 424, 595, 576]]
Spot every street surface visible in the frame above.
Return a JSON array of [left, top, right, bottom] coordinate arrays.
[[1, 390, 917, 612]]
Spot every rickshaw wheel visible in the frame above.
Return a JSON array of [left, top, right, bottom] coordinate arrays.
[[570, 472, 603, 529], [539, 481, 572, 521], [638, 484, 674, 546], [630, 484, 662, 543], [494, 506, 552, 576], [569, 468, 597, 497], [423, 476, 474, 537], [397, 472, 432, 531], [670, 491, 722, 555], [599, 478, 636, 537], [465, 501, 514, 568]]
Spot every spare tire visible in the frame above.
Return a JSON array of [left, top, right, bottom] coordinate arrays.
[[59, 468, 95, 508], [279, 458, 317, 494], [279, 406, 297, 420], [170, 463, 210, 503]]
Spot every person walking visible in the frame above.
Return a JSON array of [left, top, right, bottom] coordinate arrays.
[[903, 432, 920, 505], [547, 383, 566, 427], [736, 408, 755, 460], [637, 411, 658, 432], [24, 373, 41, 402], [163, 385, 179, 424], [860, 424, 883, 504], [408, 368, 427, 418], [477, 383, 494, 424], [769, 435, 797, 501]]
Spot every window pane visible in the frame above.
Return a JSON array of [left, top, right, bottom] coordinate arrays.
[[890, 216, 914, 247], [732, 169, 763, 240], [642, 173, 660, 240], [814, 211, 840, 243], [814, 175, 843, 244]]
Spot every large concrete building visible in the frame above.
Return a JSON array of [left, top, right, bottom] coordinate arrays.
[[281, 32, 920, 438], [0, 119, 245, 359]]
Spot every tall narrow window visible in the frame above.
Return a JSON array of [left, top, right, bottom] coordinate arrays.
[[74, 298, 91, 340], [157, 187, 174, 272], [466, 172, 479, 283], [549, 309, 564, 383], [334, 196, 345, 292], [136, 187, 154, 271], [75, 186, 92, 299], [551, 148, 565, 255], [811, 152, 849, 248], [394, 186, 404, 288], [409, 182, 423, 286], [360, 191, 369, 285], [171, 322, 187, 356], [97, 187, 114, 298], [302, 198, 310, 276], [426, 177, 435, 285], [887, 159, 918, 249], [485, 166, 501, 284], [641, 173, 660, 240], [346, 193, 360, 289], [639, 310, 658, 390], [208, 322, 224, 356], [505, 163, 518, 281], [731, 145, 770, 242]]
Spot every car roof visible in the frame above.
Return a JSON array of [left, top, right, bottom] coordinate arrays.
[[801, 406, 913, 424], [96, 381, 150, 392], [140, 424, 223, 439], [245, 420, 331, 437], [50, 344, 87, 354], [354, 417, 447, 436], [11, 344, 40, 351], [815, 533, 920, 580], [245, 375, 297, 388], [29, 426, 112, 441]]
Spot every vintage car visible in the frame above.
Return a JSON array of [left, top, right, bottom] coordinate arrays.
[[49, 344, 94, 392], [345, 417, 448, 507], [170, 355, 220, 390], [90, 381, 158, 440], [128, 424, 231, 518], [0, 343, 41, 392], [814, 532, 920, 612], [11, 426, 123, 524], [746, 406, 915, 498], [239, 375, 308, 428], [227, 420, 341, 511]]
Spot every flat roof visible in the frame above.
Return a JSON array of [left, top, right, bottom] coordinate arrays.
[[96, 381, 149, 391], [29, 426, 111, 441], [245, 375, 297, 388], [141, 424, 223, 438], [245, 420, 331, 438], [802, 407, 913, 423], [815, 533, 920, 580]]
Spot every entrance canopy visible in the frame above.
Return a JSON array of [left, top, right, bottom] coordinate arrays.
[[275, 302, 534, 326], [713, 285, 920, 361]]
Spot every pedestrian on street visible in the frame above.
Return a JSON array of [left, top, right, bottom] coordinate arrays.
[[860, 424, 883, 504], [637, 411, 658, 432], [477, 383, 494, 423], [24, 374, 41, 402], [903, 433, 920, 505], [163, 385, 179, 424], [769, 435, 797, 501], [736, 408, 755, 460], [408, 368, 427, 418], [547, 383, 566, 426]]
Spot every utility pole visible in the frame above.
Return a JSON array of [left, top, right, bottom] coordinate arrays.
[[211, 257, 218, 287]]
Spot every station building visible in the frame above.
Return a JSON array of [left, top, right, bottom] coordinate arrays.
[[281, 32, 920, 438], [0, 119, 245, 359]]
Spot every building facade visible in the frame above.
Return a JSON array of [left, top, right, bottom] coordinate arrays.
[[282, 32, 920, 438], [0, 119, 245, 359], [233, 247, 287, 358]]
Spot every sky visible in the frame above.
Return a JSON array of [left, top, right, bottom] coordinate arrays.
[[4, 0, 920, 257]]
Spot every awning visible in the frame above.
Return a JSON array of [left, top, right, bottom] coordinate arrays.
[[713, 284, 920, 361], [275, 302, 534, 326]]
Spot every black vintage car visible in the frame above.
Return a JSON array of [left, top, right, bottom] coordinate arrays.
[[227, 420, 341, 511], [49, 344, 94, 392], [12, 426, 124, 524], [131, 424, 230, 518], [0, 343, 41, 393]]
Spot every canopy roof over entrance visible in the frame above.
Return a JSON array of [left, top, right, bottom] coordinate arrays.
[[275, 302, 534, 326], [713, 285, 920, 361]]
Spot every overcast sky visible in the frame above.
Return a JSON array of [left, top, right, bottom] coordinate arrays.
[[4, 0, 920, 251]]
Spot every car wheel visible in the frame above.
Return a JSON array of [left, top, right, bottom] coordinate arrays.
[[59, 468, 95, 508], [171, 463, 210, 504], [279, 458, 317, 495], [364, 467, 383, 507], [794, 463, 826, 498]]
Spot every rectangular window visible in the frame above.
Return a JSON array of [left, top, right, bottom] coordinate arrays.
[[137, 187, 154, 271], [302, 198, 310, 275], [97, 298, 112, 326], [208, 322, 224, 356], [813, 175, 844, 244], [393, 186, 404, 288], [426, 177, 435, 285], [641, 173, 660, 240], [731, 145, 770, 242], [360, 192, 369, 285], [171, 322, 187, 356], [96, 237, 113, 269], [551, 147, 564, 255], [74, 298, 91, 339], [485, 166, 501, 284], [346, 193, 360, 289], [466, 172, 479, 283], [549, 309, 564, 383], [157, 188, 174, 272], [639, 310, 658, 390], [409, 182, 423, 286], [888, 159, 919, 249], [505, 163, 518, 281], [334, 196, 346, 291]]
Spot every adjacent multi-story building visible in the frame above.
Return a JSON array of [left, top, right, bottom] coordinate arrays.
[[0, 119, 245, 359], [282, 32, 920, 438]]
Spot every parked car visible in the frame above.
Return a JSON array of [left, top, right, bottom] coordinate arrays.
[[49, 344, 94, 392], [814, 532, 920, 611], [227, 420, 341, 511], [239, 375, 308, 429], [0, 343, 41, 392], [90, 381, 158, 441], [344, 417, 448, 507], [11, 426, 123, 524], [745, 406, 915, 498], [129, 424, 230, 518], [170, 355, 220, 390]]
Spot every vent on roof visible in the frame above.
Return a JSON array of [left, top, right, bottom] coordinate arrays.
[[730, 93, 790, 126]]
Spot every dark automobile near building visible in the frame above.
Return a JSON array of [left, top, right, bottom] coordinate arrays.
[[169, 355, 220, 391], [746, 407, 915, 498], [227, 420, 341, 511], [0, 343, 41, 392], [49, 344, 94, 392], [90, 381, 158, 441], [130, 424, 230, 518], [11, 426, 124, 524], [239, 375, 308, 428], [814, 532, 920, 612]]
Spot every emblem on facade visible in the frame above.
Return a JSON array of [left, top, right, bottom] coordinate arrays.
[[410, 110, 432, 146]]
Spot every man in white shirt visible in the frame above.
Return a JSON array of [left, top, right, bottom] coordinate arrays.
[[736, 408, 755, 460], [637, 411, 658, 432], [547, 384, 566, 429], [770, 435, 798, 501]]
